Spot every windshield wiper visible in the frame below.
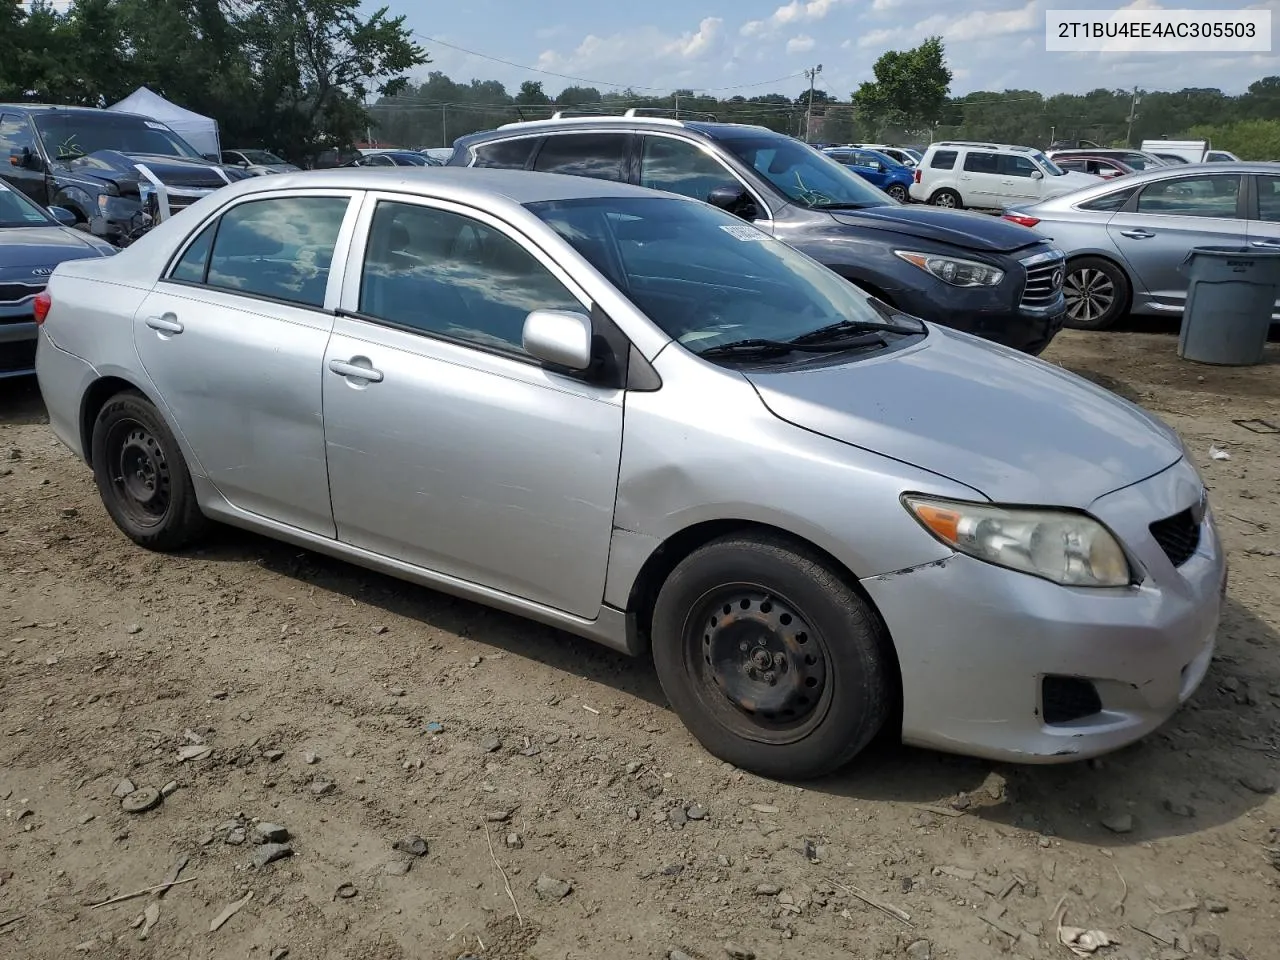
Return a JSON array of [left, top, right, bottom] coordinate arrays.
[[699, 332, 887, 360], [789, 318, 923, 345]]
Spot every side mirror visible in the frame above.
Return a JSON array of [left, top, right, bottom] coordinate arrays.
[[706, 185, 758, 220], [523, 309, 593, 371], [1031, 170, 1044, 180], [47, 206, 77, 226], [9, 146, 33, 169]]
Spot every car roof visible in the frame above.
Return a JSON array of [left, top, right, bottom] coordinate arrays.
[[927, 141, 1043, 153], [1028, 160, 1280, 207], [454, 116, 775, 148], [224, 166, 676, 205], [0, 103, 155, 123]]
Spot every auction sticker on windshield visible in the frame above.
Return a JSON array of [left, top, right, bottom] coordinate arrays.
[[720, 224, 767, 241], [144, 121, 169, 130], [1046, 9, 1271, 51]]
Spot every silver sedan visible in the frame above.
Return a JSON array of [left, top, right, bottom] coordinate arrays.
[[35, 168, 1224, 778], [1004, 161, 1280, 329]]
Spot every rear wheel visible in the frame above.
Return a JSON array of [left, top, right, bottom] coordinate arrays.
[[930, 188, 962, 209], [886, 183, 909, 203], [1063, 256, 1130, 330], [91, 391, 208, 551], [651, 535, 891, 780]]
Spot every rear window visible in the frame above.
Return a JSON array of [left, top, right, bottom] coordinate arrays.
[[929, 150, 957, 170], [1077, 187, 1137, 212], [962, 152, 999, 174], [471, 139, 536, 169]]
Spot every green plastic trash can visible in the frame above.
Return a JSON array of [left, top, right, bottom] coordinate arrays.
[[1178, 246, 1280, 366]]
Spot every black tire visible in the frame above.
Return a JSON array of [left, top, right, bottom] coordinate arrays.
[[1062, 256, 1130, 331], [930, 188, 962, 209], [651, 534, 891, 780], [90, 390, 207, 551], [886, 183, 909, 203]]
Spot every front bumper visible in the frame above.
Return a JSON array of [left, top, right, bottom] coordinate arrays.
[[862, 457, 1224, 763], [0, 317, 38, 378], [893, 284, 1065, 354]]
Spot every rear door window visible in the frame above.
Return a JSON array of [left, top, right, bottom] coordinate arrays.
[[1135, 175, 1241, 218], [1077, 187, 1138, 212], [962, 152, 999, 174], [533, 133, 629, 182], [929, 150, 957, 170], [471, 138, 537, 169]]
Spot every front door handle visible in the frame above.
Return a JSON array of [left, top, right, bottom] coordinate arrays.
[[145, 315, 183, 334], [1119, 229, 1155, 239], [1249, 239, 1280, 248], [328, 358, 383, 383]]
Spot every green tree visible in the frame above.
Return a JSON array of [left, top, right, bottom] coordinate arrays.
[[852, 36, 952, 137], [516, 80, 551, 105]]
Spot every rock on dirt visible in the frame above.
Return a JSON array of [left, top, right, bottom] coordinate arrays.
[[252, 843, 293, 868], [535, 874, 572, 901], [254, 822, 290, 844], [1101, 813, 1134, 833]]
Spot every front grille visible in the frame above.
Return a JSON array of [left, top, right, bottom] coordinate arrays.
[[1019, 252, 1065, 308], [0, 281, 44, 306], [1150, 508, 1201, 567], [0, 338, 37, 375], [1042, 676, 1102, 725]]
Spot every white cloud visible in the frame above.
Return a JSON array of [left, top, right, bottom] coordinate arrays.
[[858, 1, 1041, 47], [857, 27, 904, 48], [740, 0, 851, 37], [786, 34, 817, 54], [536, 17, 725, 81], [871, 0, 908, 10]]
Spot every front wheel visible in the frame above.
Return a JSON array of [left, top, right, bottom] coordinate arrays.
[[651, 535, 891, 780], [91, 390, 208, 551], [886, 183, 909, 203]]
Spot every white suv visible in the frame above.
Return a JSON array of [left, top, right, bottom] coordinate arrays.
[[910, 141, 1099, 210]]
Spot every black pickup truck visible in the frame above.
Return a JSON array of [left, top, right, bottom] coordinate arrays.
[[0, 104, 250, 246]]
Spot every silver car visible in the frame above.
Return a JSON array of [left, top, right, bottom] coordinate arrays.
[[35, 169, 1225, 778], [1004, 161, 1280, 329]]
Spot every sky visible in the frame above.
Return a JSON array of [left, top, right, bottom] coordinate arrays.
[[379, 0, 1280, 99]]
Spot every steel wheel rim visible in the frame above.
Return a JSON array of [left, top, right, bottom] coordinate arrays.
[[106, 419, 172, 528], [934, 193, 956, 207], [683, 584, 833, 745], [1064, 268, 1115, 324]]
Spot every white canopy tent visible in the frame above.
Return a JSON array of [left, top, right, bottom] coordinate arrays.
[[107, 86, 221, 157]]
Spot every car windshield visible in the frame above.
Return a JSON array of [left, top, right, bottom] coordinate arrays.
[[33, 112, 203, 160], [391, 153, 430, 165], [719, 135, 890, 209], [0, 184, 54, 228], [240, 149, 286, 164], [527, 196, 921, 356], [1032, 152, 1067, 176]]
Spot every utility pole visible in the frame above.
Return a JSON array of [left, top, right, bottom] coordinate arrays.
[[674, 92, 680, 120], [1126, 86, 1140, 147], [804, 64, 823, 142], [441, 105, 447, 147]]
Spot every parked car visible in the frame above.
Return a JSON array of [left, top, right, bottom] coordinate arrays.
[[420, 148, 455, 164], [833, 143, 921, 168], [220, 149, 300, 176], [34, 168, 1224, 778], [447, 116, 1067, 354], [911, 141, 1099, 210], [1002, 162, 1280, 329], [342, 150, 435, 168], [0, 182, 114, 377], [1139, 139, 1239, 164], [0, 104, 249, 246], [824, 147, 913, 202], [311, 147, 362, 169], [1047, 148, 1168, 171], [1052, 155, 1136, 180]]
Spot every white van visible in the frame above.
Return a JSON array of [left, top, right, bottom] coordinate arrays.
[[1140, 139, 1240, 164], [910, 141, 1099, 210]]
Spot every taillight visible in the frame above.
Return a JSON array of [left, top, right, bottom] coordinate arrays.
[[1003, 214, 1040, 228], [33, 290, 52, 325], [913, 169, 922, 183]]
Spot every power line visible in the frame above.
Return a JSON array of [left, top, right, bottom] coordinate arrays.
[[411, 31, 805, 94]]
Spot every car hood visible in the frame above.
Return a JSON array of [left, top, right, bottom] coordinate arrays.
[[1045, 171, 1103, 191], [744, 326, 1183, 508], [829, 205, 1044, 253], [65, 150, 233, 189], [0, 225, 112, 267]]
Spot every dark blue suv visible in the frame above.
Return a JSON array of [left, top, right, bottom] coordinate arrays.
[[447, 117, 1067, 354]]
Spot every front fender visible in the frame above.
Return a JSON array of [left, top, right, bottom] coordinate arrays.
[[51, 184, 99, 222]]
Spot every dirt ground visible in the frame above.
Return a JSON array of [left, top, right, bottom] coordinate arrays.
[[2, 323, 1278, 960]]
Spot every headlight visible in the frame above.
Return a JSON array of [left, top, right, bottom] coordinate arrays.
[[895, 250, 1005, 287], [903, 495, 1132, 587]]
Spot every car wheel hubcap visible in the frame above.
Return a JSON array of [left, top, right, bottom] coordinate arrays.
[[889, 186, 907, 201], [108, 421, 172, 526], [689, 588, 829, 742], [1064, 268, 1115, 323], [935, 194, 955, 207]]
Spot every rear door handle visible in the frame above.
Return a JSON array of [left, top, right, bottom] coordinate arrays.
[[1119, 229, 1155, 239], [145, 315, 183, 334], [328, 358, 383, 383], [1250, 239, 1280, 248]]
